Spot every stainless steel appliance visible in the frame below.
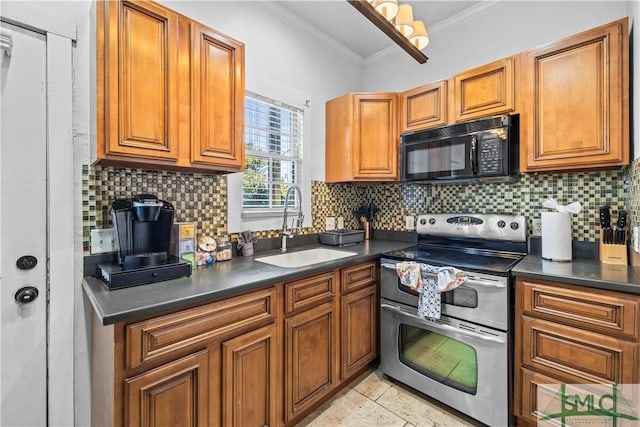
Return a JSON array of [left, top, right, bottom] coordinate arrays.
[[380, 213, 527, 427], [97, 194, 191, 289], [400, 114, 519, 183]]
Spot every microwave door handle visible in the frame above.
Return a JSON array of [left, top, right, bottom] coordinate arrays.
[[470, 135, 477, 174], [381, 303, 505, 344]]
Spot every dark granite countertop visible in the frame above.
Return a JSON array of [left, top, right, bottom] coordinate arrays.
[[512, 254, 640, 295], [83, 239, 414, 326]]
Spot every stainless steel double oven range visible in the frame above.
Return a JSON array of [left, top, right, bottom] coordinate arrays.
[[380, 213, 527, 427]]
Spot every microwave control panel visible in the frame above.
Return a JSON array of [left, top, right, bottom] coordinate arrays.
[[477, 139, 505, 175]]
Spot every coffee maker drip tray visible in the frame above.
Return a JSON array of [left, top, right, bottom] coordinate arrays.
[[97, 255, 191, 290]]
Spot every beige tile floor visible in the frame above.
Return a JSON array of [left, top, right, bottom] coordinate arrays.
[[297, 369, 484, 427]]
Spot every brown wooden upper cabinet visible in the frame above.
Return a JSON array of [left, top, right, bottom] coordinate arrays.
[[95, 0, 245, 173], [325, 93, 398, 182], [452, 56, 517, 123], [400, 80, 448, 133], [521, 17, 629, 172]]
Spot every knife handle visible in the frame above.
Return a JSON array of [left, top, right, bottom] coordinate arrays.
[[617, 210, 627, 229]]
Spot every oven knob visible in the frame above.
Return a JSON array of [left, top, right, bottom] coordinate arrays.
[[497, 220, 506, 228], [510, 221, 520, 230], [420, 218, 427, 225], [428, 218, 436, 225]]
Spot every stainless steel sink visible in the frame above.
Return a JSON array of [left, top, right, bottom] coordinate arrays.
[[254, 248, 357, 268]]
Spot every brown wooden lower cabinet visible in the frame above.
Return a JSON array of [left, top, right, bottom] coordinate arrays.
[[341, 284, 377, 380], [124, 349, 210, 427], [285, 300, 339, 423], [92, 261, 379, 427], [215, 323, 279, 427], [514, 278, 640, 427]]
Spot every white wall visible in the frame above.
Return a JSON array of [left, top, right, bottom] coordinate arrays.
[[363, 1, 631, 92]]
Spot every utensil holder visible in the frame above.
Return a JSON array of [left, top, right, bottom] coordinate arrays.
[[599, 229, 627, 265]]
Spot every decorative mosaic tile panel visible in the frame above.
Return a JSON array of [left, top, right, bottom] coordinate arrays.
[[83, 165, 228, 248], [82, 165, 316, 249], [312, 168, 629, 243], [83, 165, 630, 248], [627, 158, 640, 230]]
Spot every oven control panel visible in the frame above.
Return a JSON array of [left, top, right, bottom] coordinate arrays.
[[417, 213, 526, 242]]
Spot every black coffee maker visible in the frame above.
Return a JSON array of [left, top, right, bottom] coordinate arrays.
[[97, 194, 191, 289]]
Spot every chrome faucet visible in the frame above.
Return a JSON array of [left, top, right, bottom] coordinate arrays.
[[281, 185, 304, 252]]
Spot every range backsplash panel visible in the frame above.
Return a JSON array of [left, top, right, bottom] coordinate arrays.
[[83, 165, 631, 249]]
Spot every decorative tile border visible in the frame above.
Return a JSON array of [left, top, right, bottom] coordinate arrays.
[[83, 165, 630, 249]]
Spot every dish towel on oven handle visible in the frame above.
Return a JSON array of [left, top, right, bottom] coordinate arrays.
[[395, 261, 468, 320]]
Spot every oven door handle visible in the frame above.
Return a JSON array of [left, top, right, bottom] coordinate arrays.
[[464, 277, 506, 288], [381, 262, 398, 270], [382, 263, 506, 289], [381, 303, 505, 344]]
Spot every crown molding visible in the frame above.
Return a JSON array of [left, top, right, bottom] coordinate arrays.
[[252, 1, 365, 67], [365, 1, 502, 66]]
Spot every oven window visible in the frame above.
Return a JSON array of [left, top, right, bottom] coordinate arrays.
[[441, 286, 478, 308], [399, 324, 478, 395]]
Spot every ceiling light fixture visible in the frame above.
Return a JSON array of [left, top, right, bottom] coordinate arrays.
[[410, 20, 429, 50], [348, 0, 428, 64], [372, 0, 398, 21]]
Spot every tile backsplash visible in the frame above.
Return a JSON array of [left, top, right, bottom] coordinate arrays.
[[83, 164, 633, 249]]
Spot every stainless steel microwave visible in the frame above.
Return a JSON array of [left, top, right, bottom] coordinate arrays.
[[400, 114, 519, 182]]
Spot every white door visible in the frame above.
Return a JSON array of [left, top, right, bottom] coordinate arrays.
[[0, 21, 48, 426]]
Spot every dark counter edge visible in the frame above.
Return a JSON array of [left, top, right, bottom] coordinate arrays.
[[83, 235, 415, 326], [512, 254, 640, 295]]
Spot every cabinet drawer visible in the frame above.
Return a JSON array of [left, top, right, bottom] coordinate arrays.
[[285, 271, 337, 315], [341, 261, 377, 294], [517, 368, 565, 425], [519, 278, 639, 339], [521, 315, 637, 385], [126, 287, 277, 370]]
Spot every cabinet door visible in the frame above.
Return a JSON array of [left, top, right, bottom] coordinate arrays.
[[341, 285, 377, 380], [191, 22, 245, 171], [522, 18, 629, 172], [124, 349, 209, 427], [352, 93, 398, 181], [285, 301, 338, 423], [99, 0, 180, 161], [453, 57, 515, 122], [400, 81, 447, 132], [219, 324, 278, 427]]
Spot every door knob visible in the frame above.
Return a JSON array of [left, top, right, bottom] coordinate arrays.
[[14, 286, 39, 304]]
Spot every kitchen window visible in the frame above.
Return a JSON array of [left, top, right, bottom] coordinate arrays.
[[242, 92, 303, 213]]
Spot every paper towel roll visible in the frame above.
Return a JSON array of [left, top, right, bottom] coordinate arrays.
[[541, 212, 572, 261]]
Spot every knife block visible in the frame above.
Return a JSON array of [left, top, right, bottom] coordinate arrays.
[[599, 229, 628, 265]]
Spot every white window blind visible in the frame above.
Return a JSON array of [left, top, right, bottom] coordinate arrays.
[[243, 91, 303, 211]]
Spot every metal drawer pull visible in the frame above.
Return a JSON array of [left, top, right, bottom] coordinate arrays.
[[381, 303, 505, 344]]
